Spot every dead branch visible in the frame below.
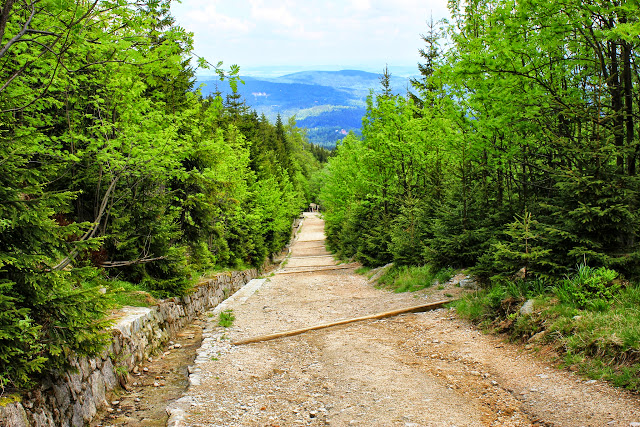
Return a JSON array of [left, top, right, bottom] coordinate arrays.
[[275, 264, 358, 274], [100, 256, 167, 268]]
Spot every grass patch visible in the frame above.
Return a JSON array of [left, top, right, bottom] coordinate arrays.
[[377, 264, 455, 293], [106, 280, 156, 308], [455, 266, 640, 392], [218, 309, 235, 328], [355, 266, 372, 276]]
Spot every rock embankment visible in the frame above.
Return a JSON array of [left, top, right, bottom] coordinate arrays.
[[0, 269, 257, 427]]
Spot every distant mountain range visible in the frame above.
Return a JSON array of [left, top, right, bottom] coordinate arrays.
[[196, 69, 413, 148]]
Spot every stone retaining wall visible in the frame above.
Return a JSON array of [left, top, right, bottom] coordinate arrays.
[[0, 269, 257, 427]]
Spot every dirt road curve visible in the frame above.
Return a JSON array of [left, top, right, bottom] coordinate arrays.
[[174, 213, 640, 427]]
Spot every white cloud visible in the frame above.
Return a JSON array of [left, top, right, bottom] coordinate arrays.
[[349, 0, 372, 12], [249, 0, 297, 27], [173, 2, 252, 34], [170, 0, 451, 68]]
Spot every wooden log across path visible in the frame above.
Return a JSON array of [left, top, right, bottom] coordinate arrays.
[[296, 245, 324, 250], [275, 265, 358, 274], [289, 255, 335, 259], [232, 299, 454, 346]]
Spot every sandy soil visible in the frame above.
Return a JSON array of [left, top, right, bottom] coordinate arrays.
[[176, 213, 640, 427]]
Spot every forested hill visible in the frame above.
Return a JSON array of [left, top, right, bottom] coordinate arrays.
[[197, 70, 410, 148], [0, 1, 329, 391]]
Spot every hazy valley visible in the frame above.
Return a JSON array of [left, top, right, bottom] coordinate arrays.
[[197, 69, 412, 148]]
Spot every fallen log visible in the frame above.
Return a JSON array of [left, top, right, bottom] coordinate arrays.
[[232, 299, 454, 346], [275, 265, 357, 274], [289, 255, 335, 259], [293, 245, 326, 250]]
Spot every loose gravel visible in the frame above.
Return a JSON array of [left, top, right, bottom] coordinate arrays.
[[168, 213, 640, 427]]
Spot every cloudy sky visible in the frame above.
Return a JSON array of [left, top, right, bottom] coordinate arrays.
[[170, 0, 451, 74]]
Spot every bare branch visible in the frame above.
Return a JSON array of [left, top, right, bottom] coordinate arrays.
[[100, 256, 167, 268], [25, 28, 59, 36], [0, 2, 36, 59], [68, 0, 99, 28], [52, 173, 121, 271]]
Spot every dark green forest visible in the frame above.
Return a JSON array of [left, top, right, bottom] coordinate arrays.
[[0, 0, 326, 390]]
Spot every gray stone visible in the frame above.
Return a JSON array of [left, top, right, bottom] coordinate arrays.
[[29, 408, 55, 427], [80, 381, 96, 422], [520, 299, 535, 316], [90, 371, 106, 410], [58, 416, 71, 427], [79, 357, 90, 380], [52, 382, 70, 408], [367, 262, 394, 284], [71, 401, 83, 427], [0, 402, 30, 427], [66, 371, 82, 398], [459, 277, 479, 289], [528, 330, 546, 343], [102, 358, 118, 390]]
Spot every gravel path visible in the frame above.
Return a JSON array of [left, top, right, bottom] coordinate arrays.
[[169, 213, 640, 427]]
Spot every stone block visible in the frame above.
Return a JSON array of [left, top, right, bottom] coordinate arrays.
[[79, 357, 90, 380], [102, 358, 118, 390], [0, 403, 29, 427], [66, 371, 82, 398], [110, 334, 121, 355], [90, 371, 106, 410], [71, 401, 83, 427], [52, 382, 70, 408], [28, 408, 55, 427], [520, 299, 535, 316], [80, 386, 96, 423]]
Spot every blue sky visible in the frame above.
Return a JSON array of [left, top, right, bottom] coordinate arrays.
[[170, 0, 451, 75]]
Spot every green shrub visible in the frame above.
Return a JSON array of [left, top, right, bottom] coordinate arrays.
[[488, 211, 559, 280], [0, 284, 46, 392], [377, 264, 454, 293], [554, 264, 619, 308]]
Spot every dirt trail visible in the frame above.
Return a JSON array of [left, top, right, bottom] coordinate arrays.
[[174, 212, 640, 426]]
